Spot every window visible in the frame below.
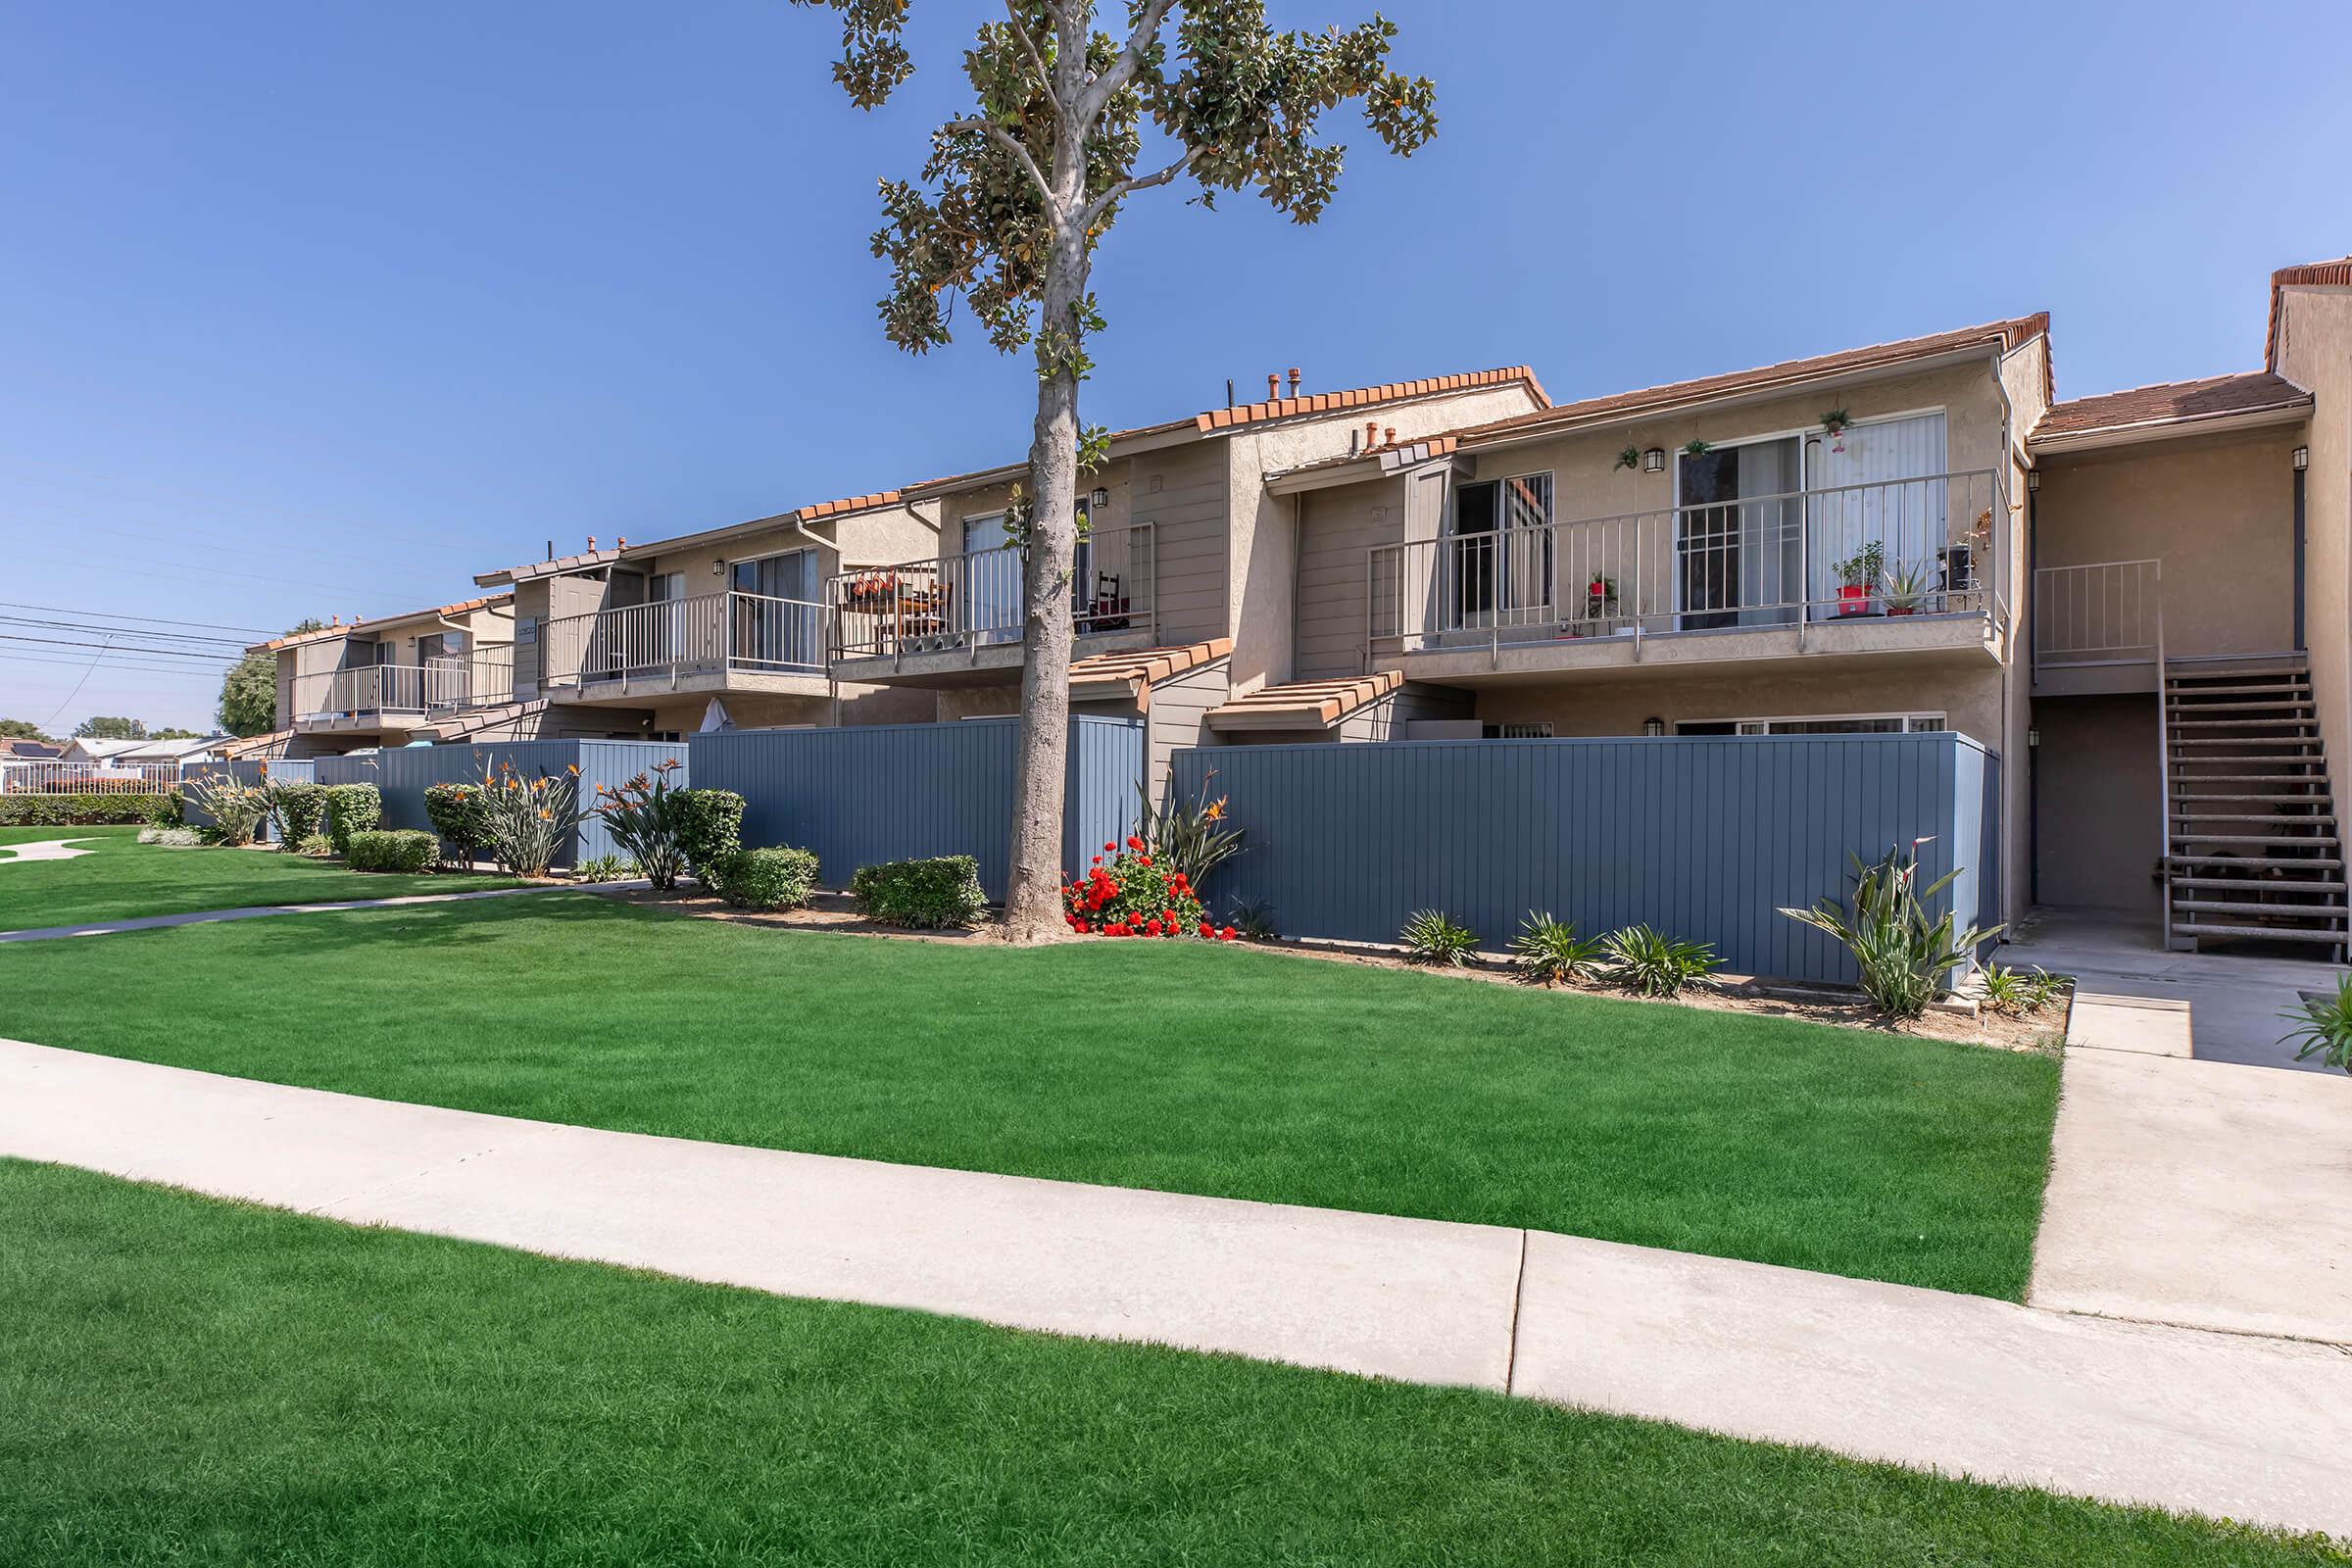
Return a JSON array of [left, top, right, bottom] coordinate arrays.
[[1482, 722, 1554, 739], [1446, 472, 1553, 626], [1675, 712, 1945, 737]]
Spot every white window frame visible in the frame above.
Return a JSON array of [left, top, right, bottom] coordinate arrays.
[[1674, 710, 1946, 736], [1482, 721, 1554, 739], [1446, 468, 1554, 628]]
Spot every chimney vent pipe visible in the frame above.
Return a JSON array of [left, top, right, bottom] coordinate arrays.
[[1267, 372, 1280, 400], [1287, 367, 1301, 396]]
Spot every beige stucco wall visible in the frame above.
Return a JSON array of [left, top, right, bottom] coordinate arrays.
[[1295, 474, 1407, 679], [2034, 426, 2302, 659], [1470, 663, 2003, 749], [2032, 692, 2162, 915], [2275, 286, 2352, 822], [631, 502, 940, 599]]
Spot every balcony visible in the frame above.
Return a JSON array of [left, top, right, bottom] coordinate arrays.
[[426, 645, 515, 713], [2032, 560, 2164, 695], [829, 521, 1158, 687], [539, 589, 828, 705], [293, 663, 427, 730], [1367, 469, 2007, 682]]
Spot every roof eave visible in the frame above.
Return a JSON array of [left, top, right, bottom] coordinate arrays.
[[2030, 399, 2313, 456]]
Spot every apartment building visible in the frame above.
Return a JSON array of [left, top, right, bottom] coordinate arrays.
[[248, 594, 522, 756]]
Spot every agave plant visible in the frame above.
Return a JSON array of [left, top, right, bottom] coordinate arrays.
[[178, 769, 268, 847], [1133, 773, 1245, 891], [1511, 912, 1607, 987], [1782, 842, 2001, 1020]]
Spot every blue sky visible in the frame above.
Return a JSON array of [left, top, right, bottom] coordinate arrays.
[[4, 0, 2347, 730]]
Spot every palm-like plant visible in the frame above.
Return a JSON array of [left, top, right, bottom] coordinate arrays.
[[1133, 774, 1245, 891], [1782, 842, 2001, 1020], [1602, 925, 1718, 998], [1400, 909, 1479, 967], [1512, 913, 1606, 986], [2279, 974, 2352, 1073]]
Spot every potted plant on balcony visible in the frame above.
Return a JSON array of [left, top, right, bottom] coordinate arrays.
[[1832, 540, 1885, 615], [1585, 574, 1619, 622], [1820, 409, 1852, 454], [1881, 560, 1932, 616]]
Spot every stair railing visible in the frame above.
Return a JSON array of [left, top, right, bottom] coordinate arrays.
[[2154, 560, 2172, 952]]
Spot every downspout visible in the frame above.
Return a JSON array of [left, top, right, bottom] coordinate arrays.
[[1989, 350, 2021, 926], [2293, 457, 2308, 653]]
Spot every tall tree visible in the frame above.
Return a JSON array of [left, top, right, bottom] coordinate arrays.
[[73, 716, 148, 740], [787, 0, 1438, 941], [0, 718, 54, 743], [217, 618, 322, 737]]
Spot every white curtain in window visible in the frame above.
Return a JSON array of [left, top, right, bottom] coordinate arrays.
[[1805, 413, 1947, 612]]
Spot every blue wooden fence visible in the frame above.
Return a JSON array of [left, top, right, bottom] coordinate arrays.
[[315, 741, 680, 866], [687, 716, 1144, 899], [1171, 733, 2004, 983]]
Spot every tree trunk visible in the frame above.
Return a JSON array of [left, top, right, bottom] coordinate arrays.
[[1000, 226, 1087, 944]]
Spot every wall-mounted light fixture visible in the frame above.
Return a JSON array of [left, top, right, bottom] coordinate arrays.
[[1642, 715, 1666, 737], [1091, 487, 1111, 512], [2026, 470, 2040, 492], [1642, 448, 1666, 473], [712, 560, 727, 576], [2294, 446, 2310, 471]]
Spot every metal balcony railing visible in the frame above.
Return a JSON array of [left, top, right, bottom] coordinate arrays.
[[2032, 560, 2163, 667], [293, 663, 427, 722], [425, 645, 516, 712], [1368, 469, 2002, 655], [830, 521, 1156, 660], [540, 590, 827, 687]]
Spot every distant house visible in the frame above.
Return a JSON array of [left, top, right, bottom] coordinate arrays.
[[0, 737, 62, 760], [57, 736, 150, 766]]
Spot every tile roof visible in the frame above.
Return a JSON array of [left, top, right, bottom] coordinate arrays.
[[503, 547, 624, 586], [1437, 315, 2051, 449], [1205, 671, 1403, 731], [1272, 434, 1462, 481], [793, 491, 902, 523], [2034, 371, 2311, 444], [214, 729, 295, 760], [247, 594, 514, 654], [1067, 638, 1232, 699], [1188, 367, 1547, 434], [2267, 257, 2352, 371]]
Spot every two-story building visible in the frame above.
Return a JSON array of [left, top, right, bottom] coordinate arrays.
[[247, 594, 523, 756]]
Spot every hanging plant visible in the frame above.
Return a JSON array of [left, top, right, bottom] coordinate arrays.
[[1820, 408, 1851, 453], [1614, 445, 1641, 471], [1682, 438, 1712, 458]]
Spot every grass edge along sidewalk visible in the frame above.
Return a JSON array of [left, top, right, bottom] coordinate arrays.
[[0, 891, 2061, 1300]]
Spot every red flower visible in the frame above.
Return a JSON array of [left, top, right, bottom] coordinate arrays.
[[1090, 856, 1102, 865], [1103, 841, 1115, 854], [1075, 919, 1089, 933], [1138, 855, 1153, 867], [1218, 926, 1236, 941], [1106, 922, 1127, 936], [1125, 835, 1143, 852], [1143, 919, 1161, 936], [1198, 921, 1213, 938]]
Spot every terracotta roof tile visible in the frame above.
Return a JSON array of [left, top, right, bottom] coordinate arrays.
[[248, 593, 514, 654], [1067, 638, 1233, 699], [1439, 316, 2050, 449], [2267, 257, 2352, 370], [1205, 671, 1403, 731], [2034, 371, 2310, 443], [1188, 366, 1547, 435], [793, 491, 903, 523]]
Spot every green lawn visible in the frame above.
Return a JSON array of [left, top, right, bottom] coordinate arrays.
[[0, 1161, 2322, 1568], [0, 894, 2060, 1298], [0, 825, 516, 929]]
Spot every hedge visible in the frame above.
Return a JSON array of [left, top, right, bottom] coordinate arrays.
[[346, 828, 439, 874], [721, 847, 819, 911], [423, 782, 492, 860], [0, 794, 179, 828], [850, 856, 989, 929], [267, 781, 329, 846], [673, 789, 745, 888], [321, 784, 383, 855]]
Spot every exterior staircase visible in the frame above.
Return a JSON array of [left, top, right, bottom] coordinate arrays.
[[2164, 658, 2348, 956]]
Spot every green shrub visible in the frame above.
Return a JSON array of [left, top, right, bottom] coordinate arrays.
[[1602, 925, 1719, 999], [2279, 973, 2352, 1074], [136, 825, 207, 848], [1399, 909, 1479, 967], [1062, 839, 1207, 937], [1227, 896, 1279, 942], [0, 794, 178, 827], [178, 770, 269, 847], [265, 780, 327, 846], [1132, 774, 1245, 891], [1981, 963, 2072, 1018], [673, 789, 745, 886], [594, 760, 688, 890], [852, 856, 988, 929], [1511, 912, 1606, 986], [1780, 844, 2001, 1020], [321, 785, 383, 854], [346, 828, 439, 874], [294, 832, 334, 858], [722, 847, 819, 910], [424, 782, 492, 862], [572, 854, 637, 882]]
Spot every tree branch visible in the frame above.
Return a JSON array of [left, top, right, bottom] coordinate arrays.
[[945, 117, 1056, 214], [1002, 2, 1058, 112], [1075, 0, 1177, 128], [1076, 142, 1203, 231]]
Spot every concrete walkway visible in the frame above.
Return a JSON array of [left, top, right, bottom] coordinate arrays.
[[0, 836, 97, 863], [0, 880, 646, 943], [3, 1039, 2347, 1540]]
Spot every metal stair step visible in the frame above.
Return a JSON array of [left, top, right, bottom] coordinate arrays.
[[2168, 853, 2346, 868], [2175, 921, 2349, 946], [2163, 680, 2312, 697], [2166, 700, 2315, 714], [2172, 898, 2349, 918], [2171, 833, 2340, 847], [2171, 874, 2348, 891], [2170, 740, 2323, 750], [2171, 793, 2331, 804], [2171, 812, 2336, 825], [2166, 661, 2312, 680], [2169, 719, 2319, 732]]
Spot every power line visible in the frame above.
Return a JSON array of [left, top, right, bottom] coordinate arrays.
[[0, 601, 272, 636], [0, 633, 240, 663], [0, 653, 220, 679], [0, 614, 250, 650]]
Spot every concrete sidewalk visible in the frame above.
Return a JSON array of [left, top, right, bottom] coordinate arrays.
[[3, 1038, 2348, 1540], [0, 879, 646, 943]]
